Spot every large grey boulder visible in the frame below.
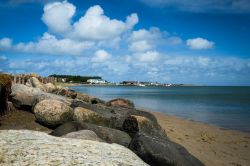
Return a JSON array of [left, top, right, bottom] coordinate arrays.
[[51, 121, 132, 147], [0, 130, 148, 166], [62, 130, 103, 142], [122, 115, 166, 138], [73, 107, 110, 126], [29, 77, 46, 91], [106, 98, 135, 108], [52, 87, 77, 99], [75, 92, 106, 104], [44, 83, 56, 93], [34, 99, 73, 127], [129, 132, 204, 166], [11, 84, 72, 110]]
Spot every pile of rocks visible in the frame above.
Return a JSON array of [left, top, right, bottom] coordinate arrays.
[[2, 76, 204, 166]]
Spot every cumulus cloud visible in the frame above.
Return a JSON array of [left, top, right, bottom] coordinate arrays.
[[0, 1, 185, 58], [1, 2, 141, 56], [129, 40, 152, 52], [91, 49, 112, 62], [0, 38, 12, 50], [135, 51, 161, 62], [13, 33, 94, 55], [42, 1, 138, 40], [128, 27, 182, 53], [42, 0, 76, 34], [186, 37, 214, 50], [139, 0, 250, 13], [71, 5, 138, 40], [130, 27, 162, 42]]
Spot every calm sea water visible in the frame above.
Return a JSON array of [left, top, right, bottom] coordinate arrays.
[[70, 86, 250, 133]]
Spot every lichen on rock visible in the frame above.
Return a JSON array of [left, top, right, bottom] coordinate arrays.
[[0, 130, 148, 166], [34, 99, 73, 127]]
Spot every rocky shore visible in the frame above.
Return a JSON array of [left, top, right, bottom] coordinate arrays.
[[0, 74, 204, 166]]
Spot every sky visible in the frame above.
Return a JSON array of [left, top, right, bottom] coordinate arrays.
[[0, 0, 250, 85]]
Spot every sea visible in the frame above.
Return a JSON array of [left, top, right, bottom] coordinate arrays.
[[70, 85, 250, 133]]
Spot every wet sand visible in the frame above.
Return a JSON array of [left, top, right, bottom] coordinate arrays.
[[152, 111, 250, 166], [0, 109, 51, 133]]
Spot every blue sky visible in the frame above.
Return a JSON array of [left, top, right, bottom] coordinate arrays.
[[0, 0, 250, 85]]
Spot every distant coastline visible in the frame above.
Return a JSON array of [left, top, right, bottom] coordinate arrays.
[[59, 82, 197, 87]]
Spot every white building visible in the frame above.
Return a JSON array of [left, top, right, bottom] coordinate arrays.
[[87, 79, 107, 84]]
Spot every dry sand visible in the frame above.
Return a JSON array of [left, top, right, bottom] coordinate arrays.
[[152, 111, 250, 166]]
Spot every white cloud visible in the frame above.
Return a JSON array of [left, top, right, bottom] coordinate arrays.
[[128, 27, 182, 53], [91, 49, 112, 62], [71, 5, 138, 40], [0, 2, 140, 56], [135, 51, 161, 62], [5, 54, 250, 85], [42, 0, 76, 34], [14, 33, 94, 55], [0, 38, 12, 50], [42, 1, 138, 41], [186, 37, 214, 50], [197, 57, 210, 67], [128, 28, 161, 53], [130, 27, 162, 42], [166, 36, 182, 45], [129, 40, 152, 52], [126, 13, 139, 29]]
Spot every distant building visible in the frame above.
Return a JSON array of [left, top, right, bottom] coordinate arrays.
[[87, 79, 107, 84], [122, 81, 138, 85]]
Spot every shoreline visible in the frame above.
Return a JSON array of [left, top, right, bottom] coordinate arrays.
[[1, 106, 249, 166], [0, 105, 250, 166], [151, 111, 250, 166], [1, 81, 249, 166], [68, 85, 250, 134]]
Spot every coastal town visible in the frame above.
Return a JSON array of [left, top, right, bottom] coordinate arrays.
[[7, 73, 185, 87]]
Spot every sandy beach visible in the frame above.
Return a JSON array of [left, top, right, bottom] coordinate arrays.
[[152, 111, 250, 166]]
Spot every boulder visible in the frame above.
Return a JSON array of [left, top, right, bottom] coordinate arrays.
[[11, 84, 72, 110], [29, 77, 46, 91], [75, 92, 105, 104], [122, 115, 166, 138], [52, 88, 77, 99], [73, 107, 110, 126], [62, 130, 103, 142], [0, 130, 147, 166], [90, 97, 106, 104], [34, 99, 73, 127], [129, 132, 204, 166], [51, 121, 132, 147], [71, 99, 160, 130], [44, 83, 56, 93], [76, 92, 92, 103], [0, 74, 12, 116], [107, 98, 135, 108]]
